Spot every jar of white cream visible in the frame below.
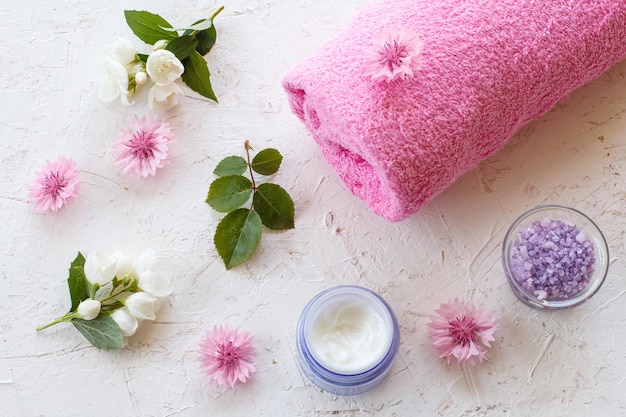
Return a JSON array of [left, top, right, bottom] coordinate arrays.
[[296, 285, 400, 395]]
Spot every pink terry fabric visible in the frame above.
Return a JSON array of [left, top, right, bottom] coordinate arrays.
[[283, 0, 626, 222]]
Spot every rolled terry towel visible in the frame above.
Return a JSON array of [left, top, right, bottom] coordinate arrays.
[[283, 0, 626, 222]]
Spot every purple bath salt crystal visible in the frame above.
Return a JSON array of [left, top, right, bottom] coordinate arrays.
[[510, 218, 596, 300]]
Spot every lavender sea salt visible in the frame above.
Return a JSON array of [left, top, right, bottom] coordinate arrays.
[[502, 205, 609, 310], [510, 219, 595, 300]]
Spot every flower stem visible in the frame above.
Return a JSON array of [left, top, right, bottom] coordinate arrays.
[[244, 140, 257, 191], [36, 312, 78, 331]]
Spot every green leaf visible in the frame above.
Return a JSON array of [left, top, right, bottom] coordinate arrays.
[[214, 156, 248, 177], [251, 148, 283, 175], [253, 183, 295, 230], [214, 208, 263, 269], [72, 314, 124, 350], [195, 26, 217, 56], [165, 35, 198, 61], [124, 10, 178, 45], [206, 175, 253, 212], [181, 50, 217, 102], [162, 19, 214, 32], [67, 252, 87, 312]]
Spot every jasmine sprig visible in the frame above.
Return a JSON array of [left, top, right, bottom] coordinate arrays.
[[36, 253, 124, 350], [124, 6, 224, 102], [37, 250, 172, 350], [206, 141, 295, 269]]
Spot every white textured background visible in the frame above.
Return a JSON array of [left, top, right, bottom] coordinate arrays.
[[1, 1, 626, 416]]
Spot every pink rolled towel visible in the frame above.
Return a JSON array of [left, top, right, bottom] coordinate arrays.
[[283, 0, 626, 221]]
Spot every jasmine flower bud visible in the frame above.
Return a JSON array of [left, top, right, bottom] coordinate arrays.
[[77, 299, 101, 320], [134, 71, 148, 85], [153, 39, 169, 51]]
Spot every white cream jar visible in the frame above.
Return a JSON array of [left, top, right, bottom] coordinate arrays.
[[296, 286, 400, 395]]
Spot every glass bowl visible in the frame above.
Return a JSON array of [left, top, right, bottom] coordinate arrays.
[[502, 205, 609, 310]]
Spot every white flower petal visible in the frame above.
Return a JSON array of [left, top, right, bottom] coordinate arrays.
[[84, 253, 116, 285], [108, 38, 137, 65], [139, 270, 173, 298], [135, 248, 157, 273], [125, 292, 159, 321], [110, 308, 139, 337], [112, 251, 134, 279]]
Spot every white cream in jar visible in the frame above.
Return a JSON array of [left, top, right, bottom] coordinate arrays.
[[297, 286, 399, 395]]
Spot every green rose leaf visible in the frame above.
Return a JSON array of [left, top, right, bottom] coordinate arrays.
[[124, 10, 178, 45], [214, 156, 248, 177], [214, 208, 262, 269], [165, 35, 198, 61], [181, 50, 217, 102], [67, 252, 87, 311], [72, 314, 124, 350], [253, 183, 295, 230], [206, 175, 253, 212], [251, 148, 283, 175]]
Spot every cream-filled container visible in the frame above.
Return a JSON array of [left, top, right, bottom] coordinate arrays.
[[296, 286, 400, 395]]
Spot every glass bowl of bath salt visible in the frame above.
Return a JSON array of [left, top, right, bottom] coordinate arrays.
[[502, 205, 609, 310]]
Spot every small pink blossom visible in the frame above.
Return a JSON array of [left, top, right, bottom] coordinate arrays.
[[426, 298, 496, 366], [28, 156, 80, 212], [363, 28, 423, 83], [198, 325, 256, 387], [111, 115, 173, 177]]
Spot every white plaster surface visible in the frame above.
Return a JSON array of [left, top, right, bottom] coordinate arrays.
[[1, 1, 626, 416]]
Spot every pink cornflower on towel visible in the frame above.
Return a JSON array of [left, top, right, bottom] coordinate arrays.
[[111, 115, 173, 177], [363, 28, 423, 83], [426, 298, 496, 366], [198, 325, 256, 387], [28, 156, 80, 212]]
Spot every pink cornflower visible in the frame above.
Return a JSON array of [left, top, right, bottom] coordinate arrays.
[[426, 298, 496, 366], [363, 28, 423, 83], [111, 115, 173, 177], [198, 325, 256, 387], [28, 156, 80, 212]]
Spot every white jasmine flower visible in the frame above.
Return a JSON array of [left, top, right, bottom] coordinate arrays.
[[125, 292, 160, 320], [107, 38, 137, 65], [146, 49, 184, 85], [147, 81, 183, 110], [135, 249, 173, 297], [110, 308, 139, 337], [84, 253, 117, 286], [77, 299, 101, 320], [99, 58, 132, 105]]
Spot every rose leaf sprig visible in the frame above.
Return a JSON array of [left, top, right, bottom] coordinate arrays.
[[37, 250, 172, 350], [206, 141, 295, 269]]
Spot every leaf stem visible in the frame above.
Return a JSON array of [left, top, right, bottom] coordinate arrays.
[[211, 5, 225, 21], [36, 312, 79, 331]]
